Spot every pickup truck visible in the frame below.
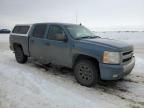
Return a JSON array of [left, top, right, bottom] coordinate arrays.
[[9, 23, 135, 87]]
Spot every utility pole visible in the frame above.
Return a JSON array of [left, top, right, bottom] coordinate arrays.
[[76, 14, 78, 24], [75, 10, 78, 24]]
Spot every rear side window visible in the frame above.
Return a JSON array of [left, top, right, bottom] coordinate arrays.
[[32, 24, 47, 38], [12, 26, 30, 34]]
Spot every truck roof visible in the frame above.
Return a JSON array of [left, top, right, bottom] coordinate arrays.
[[33, 22, 79, 26], [14, 22, 78, 26], [11, 22, 80, 35]]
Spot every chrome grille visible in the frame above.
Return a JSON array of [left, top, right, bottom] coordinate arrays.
[[122, 50, 133, 63]]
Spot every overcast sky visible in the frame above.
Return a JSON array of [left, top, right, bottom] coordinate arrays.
[[0, 0, 144, 30]]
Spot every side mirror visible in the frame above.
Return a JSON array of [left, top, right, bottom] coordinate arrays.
[[55, 33, 67, 42]]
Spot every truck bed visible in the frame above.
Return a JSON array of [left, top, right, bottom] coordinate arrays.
[[9, 33, 30, 56]]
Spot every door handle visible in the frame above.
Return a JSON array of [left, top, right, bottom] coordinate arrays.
[[45, 42, 50, 46], [30, 39, 34, 43]]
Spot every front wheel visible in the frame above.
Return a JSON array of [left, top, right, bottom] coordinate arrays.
[[14, 46, 28, 64], [74, 60, 99, 87]]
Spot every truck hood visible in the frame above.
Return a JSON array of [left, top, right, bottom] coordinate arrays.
[[81, 38, 133, 51]]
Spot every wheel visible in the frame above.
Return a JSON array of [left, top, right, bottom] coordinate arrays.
[[74, 59, 99, 87], [14, 46, 28, 63]]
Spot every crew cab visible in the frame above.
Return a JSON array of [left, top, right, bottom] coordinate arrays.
[[9, 23, 135, 86]]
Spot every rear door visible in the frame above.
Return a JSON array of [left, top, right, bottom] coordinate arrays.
[[29, 24, 50, 62]]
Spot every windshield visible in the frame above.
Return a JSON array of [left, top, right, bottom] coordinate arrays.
[[65, 25, 97, 39]]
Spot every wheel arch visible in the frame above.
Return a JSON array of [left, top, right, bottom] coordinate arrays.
[[72, 54, 100, 77], [13, 43, 23, 50]]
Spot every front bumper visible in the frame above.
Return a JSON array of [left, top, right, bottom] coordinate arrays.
[[10, 45, 13, 50], [99, 57, 135, 80]]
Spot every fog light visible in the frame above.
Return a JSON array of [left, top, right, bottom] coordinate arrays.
[[113, 74, 118, 78]]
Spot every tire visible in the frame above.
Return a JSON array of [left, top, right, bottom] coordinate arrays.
[[14, 46, 28, 64], [74, 59, 99, 87]]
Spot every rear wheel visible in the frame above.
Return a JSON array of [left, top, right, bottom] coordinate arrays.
[[14, 46, 28, 63], [74, 59, 99, 87]]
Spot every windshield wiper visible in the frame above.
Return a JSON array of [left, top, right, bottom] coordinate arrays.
[[76, 36, 100, 40], [90, 36, 101, 38]]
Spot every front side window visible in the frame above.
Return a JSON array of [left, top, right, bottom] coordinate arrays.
[[32, 24, 47, 38], [47, 25, 65, 41], [65, 25, 96, 39]]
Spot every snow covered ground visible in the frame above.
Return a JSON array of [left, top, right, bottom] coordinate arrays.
[[0, 32, 144, 108], [95, 31, 144, 44]]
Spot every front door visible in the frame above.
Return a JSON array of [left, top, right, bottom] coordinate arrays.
[[46, 25, 72, 67]]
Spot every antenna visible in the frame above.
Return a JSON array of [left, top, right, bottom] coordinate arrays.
[[76, 14, 78, 24], [75, 10, 78, 24]]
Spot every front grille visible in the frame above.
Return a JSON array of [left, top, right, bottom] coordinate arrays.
[[122, 57, 132, 62], [122, 50, 133, 63], [123, 51, 133, 55]]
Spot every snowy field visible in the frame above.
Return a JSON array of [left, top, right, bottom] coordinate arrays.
[[0, 32, 144, 108], [95, 31, 144, 46]]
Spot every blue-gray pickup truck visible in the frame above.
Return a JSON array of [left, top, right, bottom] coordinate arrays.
[[9, 23, 135, 86]]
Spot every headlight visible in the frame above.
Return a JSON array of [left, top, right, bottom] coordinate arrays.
[[102, 51, 121, 64]]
